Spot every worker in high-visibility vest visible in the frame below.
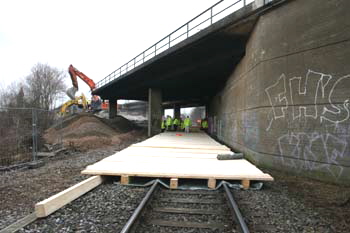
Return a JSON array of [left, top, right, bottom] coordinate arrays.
[[165, 116, 173, 131], [173, 117, 180, 131], [180, 118, 185, 131], [201, 118, 208, 132], [161, 120, 166, 132], [184, 116, 192, 133]]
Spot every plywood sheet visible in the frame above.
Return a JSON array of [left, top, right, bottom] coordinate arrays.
[[82, 132, 273, 181], [124, 147, 233, 155]]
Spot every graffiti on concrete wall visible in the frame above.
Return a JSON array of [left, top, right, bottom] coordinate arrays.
[[277, 130, 348, 178], [265, 70, 350, 131], [265, 70, 350, 179]]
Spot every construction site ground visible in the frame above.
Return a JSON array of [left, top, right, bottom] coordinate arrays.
[[0, 114, 349, 232], [0, 113, 147, 229]]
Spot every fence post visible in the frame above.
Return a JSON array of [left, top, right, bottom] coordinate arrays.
[[59, 114, 63, 149], [31, 108, 37, 162]]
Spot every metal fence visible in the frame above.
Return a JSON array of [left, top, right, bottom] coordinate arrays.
[[0, 108, 63, 168], [96, 0, 260, 88]]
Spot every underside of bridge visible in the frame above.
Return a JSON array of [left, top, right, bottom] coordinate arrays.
[[93, 2, 272, 103]]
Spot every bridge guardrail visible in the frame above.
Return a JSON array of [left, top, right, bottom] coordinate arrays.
[[96, 0, 262, 89]]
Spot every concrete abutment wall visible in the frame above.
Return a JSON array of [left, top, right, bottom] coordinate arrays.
[[208, 0, 350, 184]]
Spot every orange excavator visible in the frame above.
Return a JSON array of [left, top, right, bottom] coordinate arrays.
[[66, 64, 96, 98], [66, 64, 117, 111], [66, 64, 105, 111]]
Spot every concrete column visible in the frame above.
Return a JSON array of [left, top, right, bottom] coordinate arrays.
[[254, 0, 272, 9], [109, 99, 117, 119], [205, 103, 209, 118], [148, 88, 162, 137], [254, 0, 264, 8], [174, 104, 181, 119]]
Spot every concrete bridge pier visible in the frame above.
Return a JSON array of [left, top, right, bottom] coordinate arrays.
[[174, 104, 181, 119], [148, 88, 162, 137], [108, 99, 117, 119]]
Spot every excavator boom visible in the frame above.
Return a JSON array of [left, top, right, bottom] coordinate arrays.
[[68, 64, 96, 91]]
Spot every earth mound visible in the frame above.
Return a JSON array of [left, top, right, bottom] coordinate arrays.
[[44, 113, 139, 151]]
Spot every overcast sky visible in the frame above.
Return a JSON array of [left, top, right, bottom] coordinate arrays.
[[0, 0, 254, 102]]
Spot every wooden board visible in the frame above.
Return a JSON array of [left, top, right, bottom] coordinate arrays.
[[0, 213, 37, 233], [82, 132, 274, 183], [170, 178, 178, 189], [131, 143, 229, 151], [121, 146, 233, 155], [82, 159, 273, 180], [101, 153, 217, 162], [35, 176, 104, 218]]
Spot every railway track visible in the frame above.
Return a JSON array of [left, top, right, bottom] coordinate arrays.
[[121, 181, 249, 233], [1, 181, 249, 233]]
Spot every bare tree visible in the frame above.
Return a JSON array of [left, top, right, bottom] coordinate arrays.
[[0, 81, 24, 108], [25, 63, 67, 110]]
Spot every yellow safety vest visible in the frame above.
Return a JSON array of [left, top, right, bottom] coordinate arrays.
[[184, 118, 191, 127], [173, 118, 179, 125], [202, 120, 208, 129], [181, 121, 185, 129], [166, 117, 172, 126]]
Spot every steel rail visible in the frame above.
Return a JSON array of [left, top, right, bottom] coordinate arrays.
[[223, 183, 250, 233], [120, 181, 159, 233]]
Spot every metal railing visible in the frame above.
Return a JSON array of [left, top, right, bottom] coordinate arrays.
[[96, 0, 257, 89]]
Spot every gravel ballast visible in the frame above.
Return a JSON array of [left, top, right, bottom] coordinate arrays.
[[19, 183, 148, 233], [234, 170, 350, 233]]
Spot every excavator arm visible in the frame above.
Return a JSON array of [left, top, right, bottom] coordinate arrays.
[[67, 64, 96, 100], [68, 64, 96, 91]]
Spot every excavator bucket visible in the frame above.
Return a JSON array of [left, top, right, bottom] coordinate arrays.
[[66, 87, 78, 100]]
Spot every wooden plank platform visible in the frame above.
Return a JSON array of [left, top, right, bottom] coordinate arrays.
[[82, 132, 273, 188]]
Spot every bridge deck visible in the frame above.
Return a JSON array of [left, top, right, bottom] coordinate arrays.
[[82, 132, 273, 189]]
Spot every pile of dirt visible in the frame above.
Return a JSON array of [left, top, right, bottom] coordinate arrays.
[[99, 115, 137, 133], [44, 114, 139, 151]]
